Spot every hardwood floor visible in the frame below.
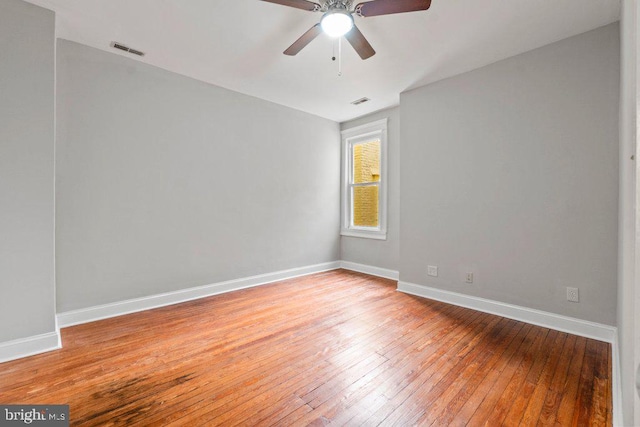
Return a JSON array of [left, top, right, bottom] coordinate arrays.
[[0, 270, 611, 426]]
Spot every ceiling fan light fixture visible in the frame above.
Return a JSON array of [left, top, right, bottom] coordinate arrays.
[[320, 10, 354, 38]]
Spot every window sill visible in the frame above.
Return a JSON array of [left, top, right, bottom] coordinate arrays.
[[341, 230, 387, 240]]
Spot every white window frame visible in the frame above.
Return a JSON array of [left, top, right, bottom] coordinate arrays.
[[341, 118, 388, 240]]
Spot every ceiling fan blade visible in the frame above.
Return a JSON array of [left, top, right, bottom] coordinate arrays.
[[344, 25, 375, 60], [284, 23, 323, 56], [261, 0, 320, 12], [355, 0, 431, 17]]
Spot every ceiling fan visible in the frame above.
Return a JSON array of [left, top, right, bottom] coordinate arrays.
[[262, 0, 432, 60]]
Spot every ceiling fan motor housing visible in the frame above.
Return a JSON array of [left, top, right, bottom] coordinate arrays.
[[323, 0, 353, 12]]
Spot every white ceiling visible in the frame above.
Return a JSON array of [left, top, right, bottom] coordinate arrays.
[[25, 0, 620, 122]]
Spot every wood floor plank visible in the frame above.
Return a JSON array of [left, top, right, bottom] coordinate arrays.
[[85, 283, 399, 424], [414, 319, 524, 426], [447, 322, 531, 426], [554, 336, 589, 425], [518, 331, 568, 426], [501, 329, 561, 426], [463, 326, 551, 426], [535, 333, 577, 426], [0, 270, 611, 426], [572, 339, 601, 426], [371, 314, 506, 425], [426, 320, 527, 426], [299, 309, 486, 425], [359, 310, 488, 425]]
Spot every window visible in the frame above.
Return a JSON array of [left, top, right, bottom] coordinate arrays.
[[341, 118, 387, 240]]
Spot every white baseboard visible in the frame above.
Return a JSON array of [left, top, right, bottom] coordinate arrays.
[[0, 330, 61, 364], [340, 261, 399, 280], [57, 261, 341, 328], [397, 281, 616, 344]]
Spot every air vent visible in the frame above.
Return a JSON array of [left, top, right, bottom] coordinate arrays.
[[351, 97, 370, 106], [111, 42, 145, 57]]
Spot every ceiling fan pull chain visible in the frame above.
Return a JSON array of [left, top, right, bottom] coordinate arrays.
[[338, 37, 343, 77]]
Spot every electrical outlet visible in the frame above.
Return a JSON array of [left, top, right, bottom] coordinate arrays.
[[466, 273, 474, 283], [566, 287, 579, 303], [427, 265, 438, 277]]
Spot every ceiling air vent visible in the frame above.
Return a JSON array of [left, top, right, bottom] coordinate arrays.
[[111, 42, 145, 57], [351, 97, 370, 106]]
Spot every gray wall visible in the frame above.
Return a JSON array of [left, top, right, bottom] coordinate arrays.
[[340, 107, 400, 271], [56, 40, 340, 312], [399, 23, 620, 325], [0, 0, 56, 341]]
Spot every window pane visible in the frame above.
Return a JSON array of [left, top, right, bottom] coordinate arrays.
[[352, 140, 380, 184], [353, 185, 379, 227]]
